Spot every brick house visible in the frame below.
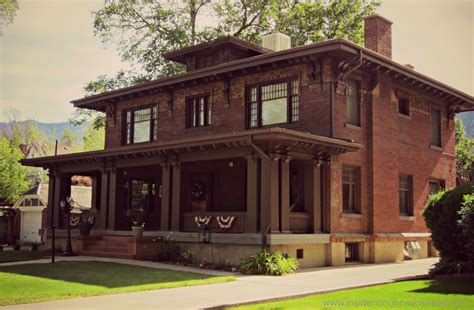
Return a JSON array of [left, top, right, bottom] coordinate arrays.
[[22, 15, 473, 267]]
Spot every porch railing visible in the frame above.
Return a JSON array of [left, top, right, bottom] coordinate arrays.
[[289, 212, 311, 233], [182, 212, 247, 233]]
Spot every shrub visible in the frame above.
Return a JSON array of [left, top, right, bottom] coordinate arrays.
[[423, 184, 473, 262], [458, 193, 474, 260], [240, 250, 299, 276], [180, 249, 195, 265], [152, 237, 180, 262], [429, 258, 474, 276]]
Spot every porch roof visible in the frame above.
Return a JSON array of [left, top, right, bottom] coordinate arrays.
[[21, 128, 362, 168]]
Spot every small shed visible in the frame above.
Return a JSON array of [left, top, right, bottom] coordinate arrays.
[[13, 184, 92, 244]]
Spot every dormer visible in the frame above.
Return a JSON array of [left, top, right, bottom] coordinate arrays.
[[163, 36, 271, 72]]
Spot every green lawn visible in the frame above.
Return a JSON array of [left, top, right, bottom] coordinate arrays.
[[0, 261, 235, 305], [231, 278, 474, 310], [0, 250, 45, 263]]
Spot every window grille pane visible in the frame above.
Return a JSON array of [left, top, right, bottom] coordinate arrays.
[[249, 87, 258, 128], [261, 82, 287, 100], [342, 166, 359, 212]]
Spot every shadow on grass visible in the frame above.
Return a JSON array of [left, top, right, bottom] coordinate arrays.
[[0, 251, 44, 263], [411, 278, 474, 295], [0, 261, 221, 288]]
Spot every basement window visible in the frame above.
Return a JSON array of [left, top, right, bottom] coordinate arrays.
[[296, 249, 304, 259], [345, 243, 359, 262]]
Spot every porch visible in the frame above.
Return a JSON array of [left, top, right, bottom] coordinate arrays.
[[22, 128, 362, 241]]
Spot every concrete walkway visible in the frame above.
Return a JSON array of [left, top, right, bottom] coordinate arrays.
[[1, 257, 438, 310]]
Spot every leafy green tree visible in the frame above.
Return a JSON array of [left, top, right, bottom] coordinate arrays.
[[71, 0, 379, 128], [60, 128, 78, 150], [0, 0, 19, 35], [455, 119, 474, 184], [83, 124, 105, 151], [0, 136, 31, 204]]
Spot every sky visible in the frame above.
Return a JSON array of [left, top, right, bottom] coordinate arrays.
[[0, 0, 472, 123]]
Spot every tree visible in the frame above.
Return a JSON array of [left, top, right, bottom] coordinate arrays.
[[0, 0, 19, 35], [71, 0, 379, 128], [60, 128, 78, 150], [455, 119, 474, 184], [83, 124, 105, 151], [0, 136, 31, 204]]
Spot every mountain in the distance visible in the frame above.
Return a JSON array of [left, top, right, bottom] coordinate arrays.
[[0, 120, 88, 141]]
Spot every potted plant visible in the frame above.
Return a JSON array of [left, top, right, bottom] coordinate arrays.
[[131, 206, 146, 238], [77, 209, 97, 236]]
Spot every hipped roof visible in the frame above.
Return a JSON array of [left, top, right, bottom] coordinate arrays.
[[72, 38, 473, 111]]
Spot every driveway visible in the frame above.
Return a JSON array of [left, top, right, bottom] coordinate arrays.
[[3, 257, 438, 310]]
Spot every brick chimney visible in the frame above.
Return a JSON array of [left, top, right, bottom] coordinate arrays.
[[364, 14, 393, 58]]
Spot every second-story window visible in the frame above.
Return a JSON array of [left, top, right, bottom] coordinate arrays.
[[398, 96, 410, 116], [431, 108, 441, 147], [346, 80, 360, 126], [247, 79, 299, 128], [186, 95, 211, 128], [124, 106, 158, 145]]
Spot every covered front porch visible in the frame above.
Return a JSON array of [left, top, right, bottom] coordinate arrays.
[[22, 128, 361, 257]]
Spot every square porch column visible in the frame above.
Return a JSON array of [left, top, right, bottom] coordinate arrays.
[[47, 169, 60, 227], [260, 155, 280, 233], [280, 156, 291, 233], [107, 167, 117, 230], [99, 169, 109, 229], [246, 156, 258, 233], [304, 160, 322, 232], [170, 162, 181, 231], [160, 163, 171, 231]]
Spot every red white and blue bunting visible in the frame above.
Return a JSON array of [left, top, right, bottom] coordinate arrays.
[[216, 216, 236, 231], [194, 216, 212, 227]]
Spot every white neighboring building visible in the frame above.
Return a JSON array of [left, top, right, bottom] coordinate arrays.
[[13, 184, 91, 244]]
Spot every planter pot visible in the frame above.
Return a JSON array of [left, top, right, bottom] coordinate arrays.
[[79, 223, 92, 236], [132, 226, 144, 238]]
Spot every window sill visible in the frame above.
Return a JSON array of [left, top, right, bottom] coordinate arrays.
[[185, 126, 212, 132], [400, 215, 415, 221], [430, 145, 443, 151], [344, 123, 362, 130], [341, 212, 363, 219], [398, 113, 411, 119]]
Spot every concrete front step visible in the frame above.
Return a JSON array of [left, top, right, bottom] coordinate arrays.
[[85, 240, 129, 248], [84, 245, 129, 254], [77, 251, 134, 260], [102, 235, 133, 242]]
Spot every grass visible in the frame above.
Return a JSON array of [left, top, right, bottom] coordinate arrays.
[[0, 261, 235, 305], [231, 278, 474, 310], [0, 250, 45, 263]]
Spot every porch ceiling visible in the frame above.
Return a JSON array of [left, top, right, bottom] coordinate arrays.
[[21, 128, 363, 169]]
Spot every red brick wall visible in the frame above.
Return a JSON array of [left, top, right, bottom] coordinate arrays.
[[105, 64, 330, 148], [331, 71, 455, 234], [103, 59, 456, 236]]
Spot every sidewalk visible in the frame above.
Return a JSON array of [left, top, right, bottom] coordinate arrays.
[[2, 257, 438, 310]]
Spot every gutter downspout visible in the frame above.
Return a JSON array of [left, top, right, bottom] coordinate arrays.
[[330, 51, 364, 138]]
